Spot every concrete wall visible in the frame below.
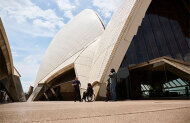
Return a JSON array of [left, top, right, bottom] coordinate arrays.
[[0, 75, 26, 102]]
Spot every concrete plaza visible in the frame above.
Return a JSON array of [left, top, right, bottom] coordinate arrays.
[[0, 100, 190, 123]]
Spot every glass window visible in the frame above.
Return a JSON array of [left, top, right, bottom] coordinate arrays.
[[173, 80, 181, 86], [169, 81, 176, 87], [144, 85, 150, 90], [177, 79, 187, 86], [141, 84, 146, 91], [183, 80, 189, 85], [165, 83, 171, 87], [163, 84, 167, 88]]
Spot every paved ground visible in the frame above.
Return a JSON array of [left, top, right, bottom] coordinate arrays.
[[0, 100, 190, 123]]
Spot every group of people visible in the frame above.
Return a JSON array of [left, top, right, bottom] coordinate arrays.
[[72, 68, 117, 102], [72, 77, 93, 102]]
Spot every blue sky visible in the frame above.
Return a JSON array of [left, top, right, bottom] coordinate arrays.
[[0, 0, 121, 92]]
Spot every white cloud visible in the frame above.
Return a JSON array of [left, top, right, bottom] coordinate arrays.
[[24, 55, 42, 64], [56, 0, 79, 19], [15, 54, 43, 91], [92, 0, 121, 18], [74, 0, 80, 6], [56, 0, 76, 10], [0, 0, 64, 37], [33, 19, 63, 30], [64, 11, 74, 19]]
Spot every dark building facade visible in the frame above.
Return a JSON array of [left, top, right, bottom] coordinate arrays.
[[118, 0, 190, 100], [121, 0, 190, 66]]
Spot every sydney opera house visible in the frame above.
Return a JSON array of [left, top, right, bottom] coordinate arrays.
[[27, 0, 190, 101], [0, 0, 189, 102]]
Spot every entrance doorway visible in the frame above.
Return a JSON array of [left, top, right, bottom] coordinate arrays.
[[116, 68, 131, 100], [129, 57, 190, 99], [39, 68, 76, 101]]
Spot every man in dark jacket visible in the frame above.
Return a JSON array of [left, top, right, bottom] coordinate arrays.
[[72, 77, 81, 102]]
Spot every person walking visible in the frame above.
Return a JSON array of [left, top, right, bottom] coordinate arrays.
[[109, 68, 117, 101], [72, 77, 82, 102]]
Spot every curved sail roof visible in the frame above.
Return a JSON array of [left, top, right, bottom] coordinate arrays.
[[34, 9, 105, 86], [0, 18, 14, 79]]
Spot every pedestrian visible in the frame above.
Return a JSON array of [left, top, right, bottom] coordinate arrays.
[[105, 78, 111, 101], [72, 77, 82, 102], [109, 68, 117, 101]]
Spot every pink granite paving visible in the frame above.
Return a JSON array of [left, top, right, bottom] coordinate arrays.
[[0, 100, 190, 123]]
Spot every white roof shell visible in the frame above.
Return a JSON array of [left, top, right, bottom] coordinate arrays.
[[89, 0, 152, 96], [34, 9, 105, 88]]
